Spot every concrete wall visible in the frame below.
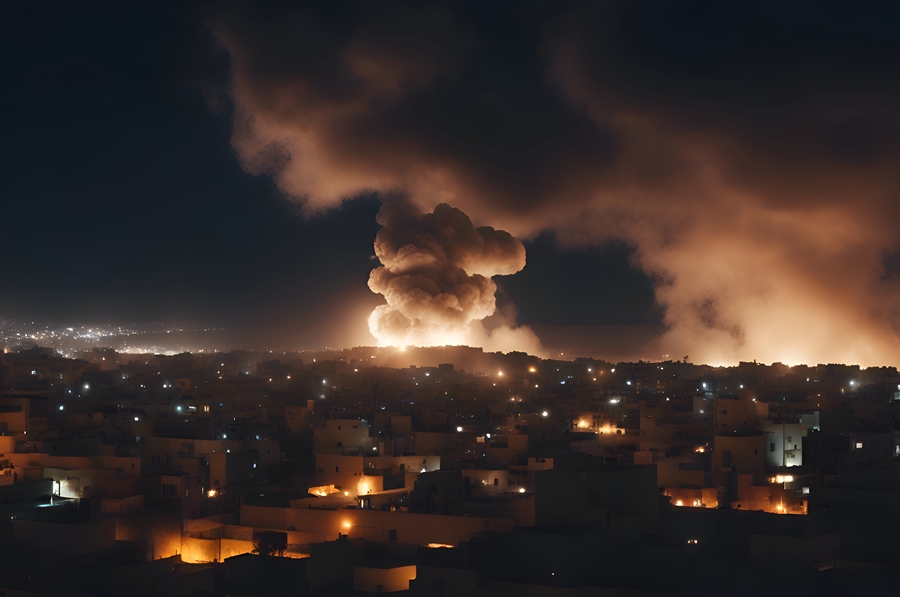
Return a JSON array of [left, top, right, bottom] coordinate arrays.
[[100, 494, 144, 514], [353, 564, 417, 593], [15, 517, 116, 558], [241, 503, 512, 546]]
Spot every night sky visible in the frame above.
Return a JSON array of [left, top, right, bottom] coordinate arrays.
[[4, 2, 900, 364]]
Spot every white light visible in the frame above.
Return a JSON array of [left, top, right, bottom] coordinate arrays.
[[456, 426, 463, 432], [739, 385, 744, 389], [134, 417, 139, 422], [253, 463, 257, 469], [176, 406, 182, 412], [58, 405, 64, 411], [702, 383, 707, 388], [542, 411, 548, 417], [322, 380, 327, 385], [519, 487, 526, 493], [626, 381, 632, 386], [611, 368, 615, 372], [83, 383, 90, 390], [486, 433, 491, 439], [587, 368, 592, 372], [421, 468, 426, 473]]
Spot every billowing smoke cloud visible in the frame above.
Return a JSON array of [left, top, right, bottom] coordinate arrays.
[[210, 2, 900, 365], [367, 198, 542, 353]]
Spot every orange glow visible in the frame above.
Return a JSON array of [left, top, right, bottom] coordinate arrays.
[[426, 543, 454, 549], [675, 500, 683, 506], [207, 489, 217, 498], [529, 367, 537, 373], [309, 484, 340, 497]]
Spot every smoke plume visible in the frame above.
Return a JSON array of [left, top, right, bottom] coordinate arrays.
[[210, 2, 900, 365], [367, 198, 542, 353]]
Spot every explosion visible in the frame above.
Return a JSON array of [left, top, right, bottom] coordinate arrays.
[[367, 198, 541, 353]]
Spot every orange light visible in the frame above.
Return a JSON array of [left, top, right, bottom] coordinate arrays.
[[207, 489, 217, 498]]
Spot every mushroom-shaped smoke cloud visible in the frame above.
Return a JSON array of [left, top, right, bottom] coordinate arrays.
[[368, 198, 541, 354]]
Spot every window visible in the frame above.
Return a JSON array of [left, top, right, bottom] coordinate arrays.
[[388, 529, 397, 541], [786, 436, 792, 444], [214, 479, 220, 487], [493, 478, 499, 486], [335, 466, 339, 473], [753, 449, 758, 455], [337, 442, 342, 447], [162, 484, 177, 496], [855, 442, 863, 449], [770, 443, 776, 452]]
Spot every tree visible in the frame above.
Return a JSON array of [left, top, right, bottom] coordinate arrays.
[[252, 530, 287, 557]]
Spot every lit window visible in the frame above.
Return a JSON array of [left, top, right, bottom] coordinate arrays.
[[855, 442, 863, 449]]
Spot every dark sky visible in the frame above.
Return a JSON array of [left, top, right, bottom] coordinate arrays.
[[4, 2, 900, 363], [1, 1, 657, 350]]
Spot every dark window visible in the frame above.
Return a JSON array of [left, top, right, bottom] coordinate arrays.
[[753, 449, 758, 455], [337, 442, 342, 447], [493, 478, 499, 486], [786, 436, 792, 444], [388, 529, 397, 541], [335, 466, 339, 473], [770, 443, 776, 452]]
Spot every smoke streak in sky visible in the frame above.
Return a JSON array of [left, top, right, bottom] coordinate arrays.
[[212, 2, 900, 365]]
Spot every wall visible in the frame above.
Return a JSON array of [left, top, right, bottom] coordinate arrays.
[[15, 517, 116, 558], [713, 435, 764, 475], [763, 424, 804, 469], [241, 504, 512, 546], [353, 564, 417, 593]]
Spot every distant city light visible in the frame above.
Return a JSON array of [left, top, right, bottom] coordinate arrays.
[[58, 405, 64, 411], [456, 426, 463, 432], [542, 411, 548, 417], [519, 487, 526, 493]]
